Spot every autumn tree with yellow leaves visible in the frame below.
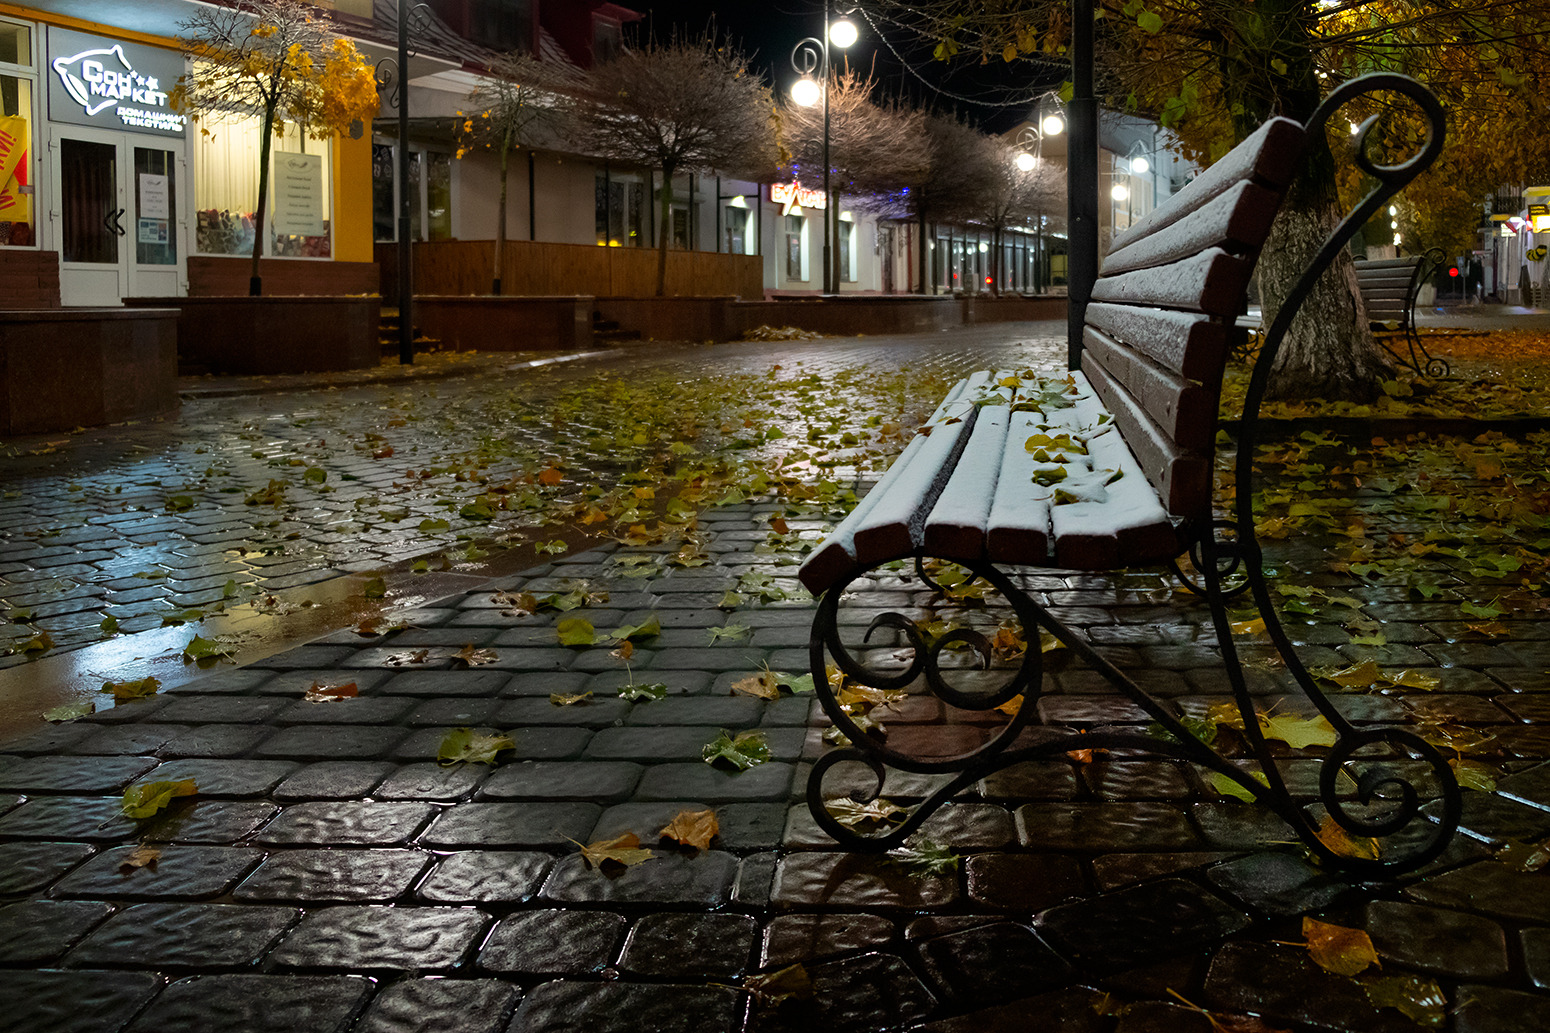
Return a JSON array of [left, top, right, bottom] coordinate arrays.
[[856, 0, 1550, 400], [172, 0, 378, 296], [456, 52, 562, 295]]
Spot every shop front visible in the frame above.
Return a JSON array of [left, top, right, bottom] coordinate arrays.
[[43, 26, 186, 305]]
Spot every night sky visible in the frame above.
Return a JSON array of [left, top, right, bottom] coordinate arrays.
[[623, 0, 1068, 131]]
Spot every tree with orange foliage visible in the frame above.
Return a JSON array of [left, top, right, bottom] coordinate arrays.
[[855, 0, 1550, 399], [172, 0, 378, 296]]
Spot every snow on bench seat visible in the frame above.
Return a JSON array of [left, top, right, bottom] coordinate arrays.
[[799, 371, 1183, 596]]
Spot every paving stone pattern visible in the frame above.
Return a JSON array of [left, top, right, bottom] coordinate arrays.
[[3, 328, 1550, 1030]]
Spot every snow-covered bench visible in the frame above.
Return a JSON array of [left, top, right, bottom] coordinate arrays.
[[800, 75, 1462, 877], [1354, 250, 1449, 377]]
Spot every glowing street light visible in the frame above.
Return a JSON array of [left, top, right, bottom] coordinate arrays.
[[1041, 113, 1065, 136], [789, 3, 858, 294]]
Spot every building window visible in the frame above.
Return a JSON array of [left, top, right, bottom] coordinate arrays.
[[596, 169, 646, 246], [373, 141, 453, 243], [195, 120, 332, 258], [838, 217, 854, 282], [593, 16, 621, 64], [0, 20, 35, 249], [786, 214, 804, 280], [724, 205, 750, 254]]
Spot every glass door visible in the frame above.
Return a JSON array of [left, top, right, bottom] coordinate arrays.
[[51, 127, 185, 305]]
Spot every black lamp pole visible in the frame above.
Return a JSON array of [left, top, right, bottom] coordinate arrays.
[[396, 0, 414, 365], [1067, 0, 1097, 369]]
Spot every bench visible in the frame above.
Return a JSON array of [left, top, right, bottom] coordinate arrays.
[[1354, 250, 1449, 377], [799, 74, 1461, 877]]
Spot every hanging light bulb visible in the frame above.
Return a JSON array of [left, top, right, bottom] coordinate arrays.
[[1130, 155, 1150, 174], [1041, 114, 1065, 136], [829, 19, 858, 49]]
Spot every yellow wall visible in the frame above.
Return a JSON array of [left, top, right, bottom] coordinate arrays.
[[332, 131, 373, 263]]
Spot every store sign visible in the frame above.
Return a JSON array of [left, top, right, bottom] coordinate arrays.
[[47, 28, 186, 137], [770, 181, 827, 210], [271, 153, 326, 237]]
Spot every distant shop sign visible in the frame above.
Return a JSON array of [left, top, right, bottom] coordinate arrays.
[[47, 27, 187, 137], [770, 181, 828, 210]]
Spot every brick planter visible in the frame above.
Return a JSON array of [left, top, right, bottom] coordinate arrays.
[[413, 297, 593, 352], [0, 308, 178, 435], [124, 296, 380, 375]]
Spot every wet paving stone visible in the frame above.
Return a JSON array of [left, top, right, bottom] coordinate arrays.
[[272, 696, 420, 725], [255, 801, 437, 845], [418, 802, 600, 848], [1363, 900, 1508, 978], [1188, 802, 1299, 850], [2, 969, 162, 1033], [354, 978, 520, 1033], [0, 754, 159, 793], [913, 921, 1075, 1006], [1455, 985, 1550, 1033], [416, 850, 553, 904], [254, 724, 410, 760], [478, 909, 627, 975], [52, 844, 263, 900], [1421, 790, 1550, 845], [476, 760, 644, 802], [1015, 801, 1204, 851], [619, 912, 759, 977], [374, 761, 489, 800], [761, 912, 897, 968], [912, 984, 1109, 1033], [135, 758, 300, 797], [751, 951, 936, 1033], [0, 839, 95, 893], [1526, 928, 1550, 989], [1204, 851, 1352, 917], [140, 800, 279, 844], [124, 973, 374, 1033], [1405, 860, 1550, 921], [978, 760, 1081, 801], [62, 724, 191, 756], [68, 901, 298, 969], [272, 760, 397, 800], [1203, 941, 1432, 1032], [159, 723, 274, 758], [151, 695, 292, 724], [233, 848, 431, 903], [965, 852, 1087, 911], [269, 905, 490, 971], [509, 980, 741, 1033], [771, 851, 958, 911], [1037, 878, 1250, 972], [1089, 851, 1238, 891], [634, 761, 796, 802], [0, 899, 112, 963], [540, 850, 740, 906]]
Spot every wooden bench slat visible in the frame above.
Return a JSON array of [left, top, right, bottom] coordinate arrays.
[[799, 377, 981, 594], [1089, 249, 1254, 317], [984, 409, 1056, 565], [1101, 181, 1283, 276], [1049, 401, 1180, 569], [1355, 257, 1426, 271], [1109, 117, 1304, 255], [1082, 326, 1217, 451], [923, 406, 1010, 560], [1080, 362, 1212, 519], [1083, 302, 1229, 386]]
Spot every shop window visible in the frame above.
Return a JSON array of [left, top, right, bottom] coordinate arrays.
[[838, 218, 854, 282], [372, 142, 394, 240], [595, 170, 647, 247], [426, 151, 451, 241], [786, 214, 804, 280], [194, 119, 331, 258], [0, 70, 35, 247], [671, 206, 689, 249], [373, 141, 451, 243], [134, 146, 176, 266], [724, 206, 749, 254], [0, 21, 29, 65]]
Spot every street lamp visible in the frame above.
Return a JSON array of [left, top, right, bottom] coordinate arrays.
[[790, 3, 856, 294]]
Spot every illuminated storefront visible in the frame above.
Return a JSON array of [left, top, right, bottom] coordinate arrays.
[[0, 3, 375, 306]]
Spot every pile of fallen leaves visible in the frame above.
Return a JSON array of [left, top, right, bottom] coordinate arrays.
[[741, 325, 825, 342]]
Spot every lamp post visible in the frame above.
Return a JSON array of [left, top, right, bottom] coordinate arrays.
[[790, 3, 856, 295], [1014, 104, 1063, 295]]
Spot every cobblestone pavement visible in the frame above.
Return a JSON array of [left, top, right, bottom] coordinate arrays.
[[2, 322, 1550, 1031], [0, 325, 1062, 667]]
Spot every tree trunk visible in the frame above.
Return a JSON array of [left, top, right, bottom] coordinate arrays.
[[251, 98, 278, 297], [655, 165, 674, 297], [493, 128, 510, 295], [1258, 144, 1391, 402]]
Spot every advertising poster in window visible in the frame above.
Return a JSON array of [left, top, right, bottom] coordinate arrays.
[[271, 152, 325, 238], [0, 114, 31, 244]]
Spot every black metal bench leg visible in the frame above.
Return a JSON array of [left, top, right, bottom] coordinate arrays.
[[1195, 530, 1462, 874]]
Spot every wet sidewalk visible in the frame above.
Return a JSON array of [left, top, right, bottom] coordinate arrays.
[[2, 473, 1550, 1032]]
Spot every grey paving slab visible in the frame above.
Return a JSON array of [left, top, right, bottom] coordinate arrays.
[[0, 969, 162, 1033], [68, 901, 299, 968], [268, 905, 490, 971], [123, 973, 374, 1033]]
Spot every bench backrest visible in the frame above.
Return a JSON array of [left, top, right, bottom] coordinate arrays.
[[1353, 255, 1424, 325], [1081, 117, 1306, 521]]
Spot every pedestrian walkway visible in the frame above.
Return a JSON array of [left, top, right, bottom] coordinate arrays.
[[3, 319, 1550, 1030]]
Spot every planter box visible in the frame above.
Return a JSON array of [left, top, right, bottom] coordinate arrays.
[[124, 296, 380, 375], [594, 296, 737, 343], [413, 296, 593, 352], [0, 308, 177, 435], [960, 295, 1067, 323], [730, 296, 962, 338]]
